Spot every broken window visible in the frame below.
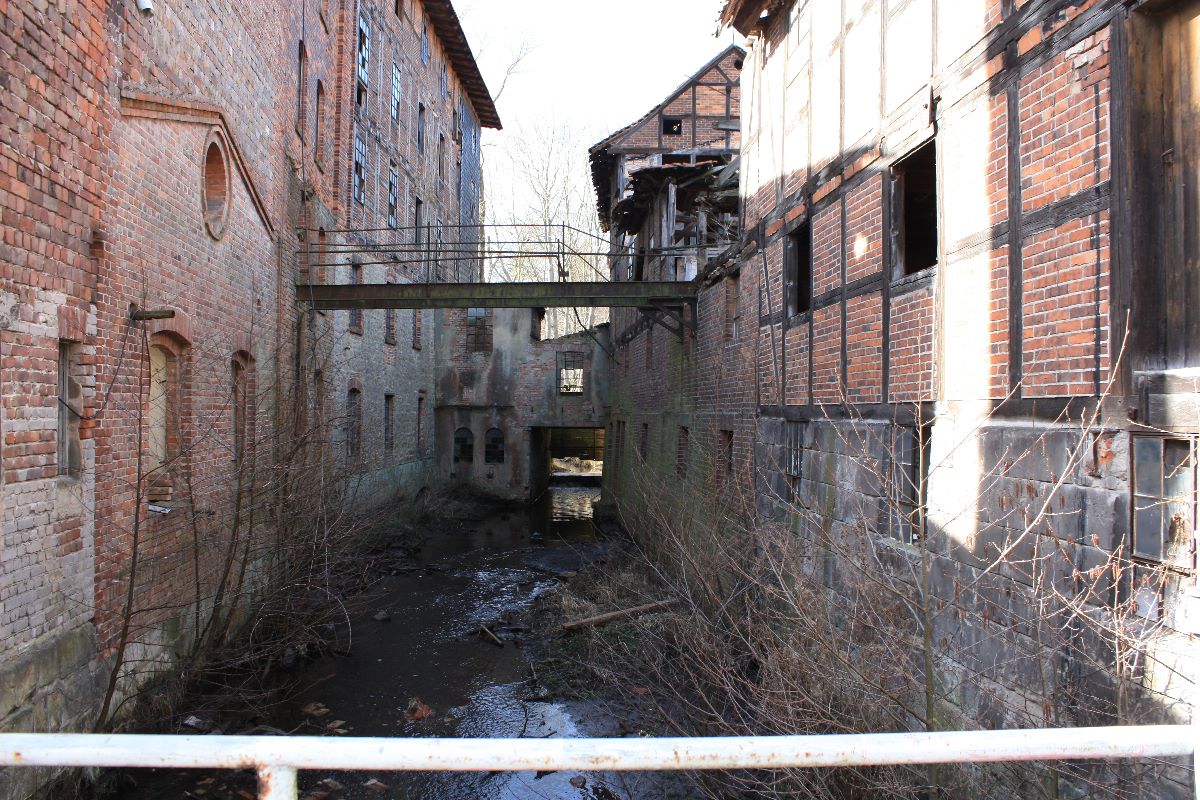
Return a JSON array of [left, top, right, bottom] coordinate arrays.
[[786, 220, 812, 317], [1133, 437, 1197, 570], [387, 168, 398, 228], [384, 394, 395, 452], [465, 307, 492, 352], [57, 341, 82, 478], [346, 388, 362, 461], [662, 117, 683, 136], [485, 428, 505, 464], [676, 426, 690, 478], [558, 351, 585, 394], [391, 63, 402, 121], [891, 140, 938, 277], [352, 135, 366, 204], [417, 103, 426, 154], [454, 427, 473, 463], [356, 17, 371, 110], [887, 424, 931, 545]]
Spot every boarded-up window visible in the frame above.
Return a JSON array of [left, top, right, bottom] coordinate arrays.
[[485, 428, 505, 464], [558, 351, 585, 394]]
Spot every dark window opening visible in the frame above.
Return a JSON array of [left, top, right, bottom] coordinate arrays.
[[465, 307, 492, 352], [559, 351, 585, 394], [417, 103, 426, 153], [413, 196, 424, 244], [421, 19, 430, 64], [454, 427, 473, 463], [725, 274, 740, 341], [352, 136, 366, 204], [888, 424, 932, 545], [58, 341, 82, 478], [721, 429, 735, 484], [416, 394, 425, 449], [783, 421, 803, 504], [786, 221, 812, 317], [296, 42, 308, 134], [346, 388, 362, 461], [662, 117, 683, 136], [891, 140, 939, 277], [314, 81, 325, 164], [349, 264, 363, 332], [387, 169, 398, 228], [384, 394, 395, 452], [485, 428, 505, 464]]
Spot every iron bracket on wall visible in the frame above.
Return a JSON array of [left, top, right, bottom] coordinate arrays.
[[637, 302, 696, 339]]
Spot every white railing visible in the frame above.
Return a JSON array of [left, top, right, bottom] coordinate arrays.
[[2, 726, 1196, 799]]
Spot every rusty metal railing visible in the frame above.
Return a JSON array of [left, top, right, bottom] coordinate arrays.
[[1, 726, 1196, 799]]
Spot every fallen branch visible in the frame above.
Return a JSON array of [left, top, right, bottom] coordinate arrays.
[[560, 599, 679, 633], [478, 624, 505, 647]]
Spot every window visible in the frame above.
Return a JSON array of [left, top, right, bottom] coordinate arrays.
[[456, 159, 463, 201], [725, 274, 740, 341], [421, 19, 430, 64], [345, 388, 362, 461], [356, 17, 371, 110], [438, 133, 446, 179], [638, 423, 649, 461], [349, 264, 363, 332], [1132, 437, 1196, 570], [783, 421, 803, 503], [387, 168, 398, 228], [558, 351, 585, 394], [384, 394, 395, 453], [454, 427, 473, 464], [465, 307, 492, 352], [662, 117, 683, 136], [786, 221, 812, 316], [231, 356, 249, 464], [314, 81, 325, 165], [352, 135, 366, 204], [417, 103, 426, 154], [57, 341, 82, 478], [412, 309, 423, 349], [203, 137, 230, 240], [891, 140, 938, 277], [416, 394, 425, 449], [413, 196, 424, 244], [441, 64, 449, 98], [146, 341, 182, 501], [296, 41, 308, 135], [485, 428, 505, 464], [391, 63, 402, 121], [676, 426, 690, 478], [385, 303, 397, 345], [887, 424, 931, 545]]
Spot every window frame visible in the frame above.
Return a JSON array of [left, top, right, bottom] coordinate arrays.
[[484, 428, 505, 464], [558, 351, 586, 395]]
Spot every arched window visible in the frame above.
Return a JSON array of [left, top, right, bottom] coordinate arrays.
[[296, 41, 308, 133], [203, 136, 230, 239], [484, 428, 504, 464], [314, 80, 325, 164], [453, 427, 473, 464], [148, 345, 172, 471], [231, 354, 252, 463], [346, 388, 362, 460]]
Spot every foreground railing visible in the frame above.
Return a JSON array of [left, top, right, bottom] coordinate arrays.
[[2, 726, 1196, 799]]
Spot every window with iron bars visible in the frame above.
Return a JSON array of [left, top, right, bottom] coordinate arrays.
[[558, 351, 585, 394], [886, 424, 931, 545]]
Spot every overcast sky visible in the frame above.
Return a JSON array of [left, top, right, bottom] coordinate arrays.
[[457, 0, 740, 145]]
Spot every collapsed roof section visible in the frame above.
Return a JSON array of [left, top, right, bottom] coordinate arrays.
[[609, 160, 738, 236], [425, 0, 502, 129], [719, 0, 789, 35], [588, 44, 744, 231]]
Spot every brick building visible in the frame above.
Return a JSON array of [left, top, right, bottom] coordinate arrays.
[[0, 1, 494, 796], [601, 2, 1198, 796], [436, 308, 610, 502]]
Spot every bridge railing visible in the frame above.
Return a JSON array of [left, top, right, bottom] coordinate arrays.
[[2, 725, 1196, 799]]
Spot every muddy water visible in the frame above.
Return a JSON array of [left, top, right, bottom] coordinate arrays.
[[116, 485, 690, 800]]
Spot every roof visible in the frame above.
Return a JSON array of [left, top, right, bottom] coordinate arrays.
[[588, 44, 745, 230], [424, 0, 502, 129], [719, 0, 788, 35]]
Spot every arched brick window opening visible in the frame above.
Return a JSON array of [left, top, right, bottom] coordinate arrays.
[[146, 336, 188, 501], [314, 80, 325, 165], [453, 427, 474, 464], [296, 41, 308, 135], [484, 428, 504, 464], [203, 134, 230, 240], [346, 387, 362, 461]]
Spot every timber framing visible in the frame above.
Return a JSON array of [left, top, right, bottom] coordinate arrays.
[[297, 281, 696, 310]]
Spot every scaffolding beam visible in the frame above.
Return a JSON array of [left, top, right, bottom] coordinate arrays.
[[296, 281, 695, 310]]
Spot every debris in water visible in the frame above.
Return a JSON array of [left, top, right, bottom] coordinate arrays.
[[362, 778, 389, 793], [302, 702, 331, 718], [404, 697, 433, 721], [478, 624, 504, 647]]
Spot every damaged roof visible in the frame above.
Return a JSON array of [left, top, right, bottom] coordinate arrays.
[[588, 44, 745, 231], [719, 0, 789, 35], [609, 161, 734, 235], [424, 0, 502, 129]]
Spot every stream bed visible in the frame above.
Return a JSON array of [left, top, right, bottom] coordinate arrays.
[[113, 485, 691, 800]]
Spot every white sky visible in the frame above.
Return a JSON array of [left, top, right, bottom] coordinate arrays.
[[457, 0, 740, 145]]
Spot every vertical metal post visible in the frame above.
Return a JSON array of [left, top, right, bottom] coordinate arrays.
[[258, 765, 298, 800]]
